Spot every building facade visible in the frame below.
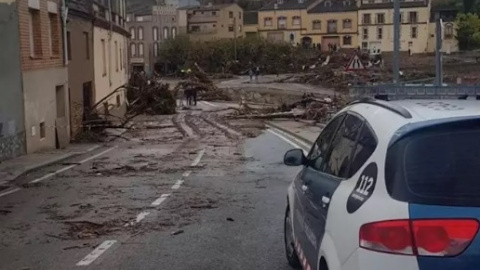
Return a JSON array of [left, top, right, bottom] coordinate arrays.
[[243, 10, 258, 36], [306, 0, 358, 50], [357, 0, 431, 53], [92, 0, 129, 118], [185, 3, 244, 41], [127, 5, 179, 73], [18, 0, 69, 153], [0, 0, 25, 161], [426, 7, 458, 54]]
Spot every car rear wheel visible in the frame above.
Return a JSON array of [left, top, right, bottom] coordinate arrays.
[[284, 206, 301, 269]]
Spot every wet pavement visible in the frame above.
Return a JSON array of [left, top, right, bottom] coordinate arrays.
[[0, 106, 308, 270]]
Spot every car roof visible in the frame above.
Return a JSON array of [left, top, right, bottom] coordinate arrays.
[[345, 99, 480, 144]]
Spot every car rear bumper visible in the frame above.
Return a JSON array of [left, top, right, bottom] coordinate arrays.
[[341, 248, 419, 270]]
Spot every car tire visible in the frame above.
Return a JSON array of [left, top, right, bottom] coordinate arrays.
[[284, 206, 301, 269]]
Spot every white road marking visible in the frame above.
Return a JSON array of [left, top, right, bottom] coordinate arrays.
[[171, 180, 184, 190], [151, 194, 171, 206], [0, 188, 21, 198], [191, 149, 205, 167], [266, 126, 311, 150], [79, 147, 116, 164], [267, 129, 309, 154], [125, 211, 150, 227], [85, 145, 101, 153], [76, 240, 117, 266], [201, 101, 218, 107], [30, 147, 117, 184], [182, 171, 191, 177]]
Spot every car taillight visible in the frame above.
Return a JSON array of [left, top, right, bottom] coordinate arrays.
[[359, 219, 479, 257]]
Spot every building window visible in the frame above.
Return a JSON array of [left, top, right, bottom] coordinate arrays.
[[84, 32, 89, 59], [377, 27, 383, 39], [411, 26, 418, 38], [312, 20, 321, 30], [48, 13, 61, 55], [101, 39, 106, 76], [239, 12, 242, 19], [138, 43, 144, 57], [445, 23, 454, 38], [399, 12, 403, 23], [228, 25, 234, 32], [130, 43, 136, 57], [362, 13, 371, 24], [29, 9, 42, 57], [292, 16, 301, 26], [362, 28, 368, 39], [212, 11, 216, 15], [229, 11, 233, 18], [264, 17, 272, 26], [376, 13, 385, 24], [39, 122, 46, 139], [343, 19, 352, 29], [343, 35, 352, 45], [278, 16, 286, 29], [67, 31, 71, 60], [153, 27, 158, 40], [138, 27, 144, 40], [409, 11, 418, 24], [163, 27, 169, 39], [120, 46, 123, 70], [130, 27, 135, 39], [153, 42, 159, 57], [172, 27, 176, 38], [327, 20, 337, 33], [115, 41, 118, 71]]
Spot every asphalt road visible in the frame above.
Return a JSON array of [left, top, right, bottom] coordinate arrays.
[[0, 106, 305, 270]]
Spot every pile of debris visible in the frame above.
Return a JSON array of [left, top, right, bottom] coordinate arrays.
[[226, 94, 348, 123], [173, 63, 231, 101], [127, 82, 176, 116]]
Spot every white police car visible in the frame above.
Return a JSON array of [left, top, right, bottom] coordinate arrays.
[[283, 98, 480, 270]]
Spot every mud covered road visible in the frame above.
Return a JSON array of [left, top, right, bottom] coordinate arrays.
[[0, 102, 307, 270]]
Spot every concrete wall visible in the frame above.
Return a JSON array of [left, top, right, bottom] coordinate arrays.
[[0, 1, 26, 161], [67, 15, 95, 139], [22, 67, 69, 153], [93, 26, 128, 114]]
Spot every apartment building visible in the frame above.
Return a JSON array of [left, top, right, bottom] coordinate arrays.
[[358, 0, 430, 53], [92, 0, 129, 118], [183, 3, 244, 41], [0, 0, 25, 160], [426, 7, 458, 53], [18, 0, 69, 153], [127, 5, 179, 73], [257, 0, 316, 44], [306, 0, 358, 50]]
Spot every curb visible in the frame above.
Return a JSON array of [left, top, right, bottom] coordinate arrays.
[[3, 145, 101, 185], [265, 122, 315, 146]]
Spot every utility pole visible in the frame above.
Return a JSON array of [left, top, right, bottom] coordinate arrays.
[[434, 12, 443, 86], [233, 16, 237, 61], [393, 0, 400, 84]]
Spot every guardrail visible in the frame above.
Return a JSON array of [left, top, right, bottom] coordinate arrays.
[[349, 85, 480, 100]]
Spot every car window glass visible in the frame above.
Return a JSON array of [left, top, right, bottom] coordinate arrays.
[[349, 123, 377, 177], [321, 114, 363, 178], [309, 115, 345, 170]]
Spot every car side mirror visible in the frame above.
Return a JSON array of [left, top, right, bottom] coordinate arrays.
[[284, 149, 306, 166]]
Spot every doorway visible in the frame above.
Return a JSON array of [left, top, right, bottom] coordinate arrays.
[[55, 85, 68, 149], [82, 82, 92, 121]]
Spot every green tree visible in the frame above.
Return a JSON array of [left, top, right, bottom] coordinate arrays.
[[456, 13, 480, 50]]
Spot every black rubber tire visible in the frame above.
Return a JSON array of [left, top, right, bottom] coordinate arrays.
[[284, 206, 301, 269]]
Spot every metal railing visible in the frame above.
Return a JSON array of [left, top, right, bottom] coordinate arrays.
[[349, 85, 480, 100]]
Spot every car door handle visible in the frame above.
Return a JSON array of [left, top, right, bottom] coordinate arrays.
[[321, 196, 331, 207]]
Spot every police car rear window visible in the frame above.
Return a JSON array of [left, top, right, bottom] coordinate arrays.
[[386, 120, 480, 206]]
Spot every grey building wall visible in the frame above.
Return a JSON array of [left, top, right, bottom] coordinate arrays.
[[0, 1, 26, 161]]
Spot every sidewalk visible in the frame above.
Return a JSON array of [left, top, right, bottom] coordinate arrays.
[[0, 143, 100, 188], [266, 119, 324, 145]]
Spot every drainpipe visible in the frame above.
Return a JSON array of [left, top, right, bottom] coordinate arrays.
[[108, 0, 113, 86], [61, 0, 69, 66]]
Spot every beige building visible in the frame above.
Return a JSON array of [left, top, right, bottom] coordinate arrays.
[[358, 0, 431, 54], [426, 7, 459, 54], [243, 11, 259, 37], [306, 0, 358, 50], [92, 1, 129, 117], [183, 3, 244, 41]]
